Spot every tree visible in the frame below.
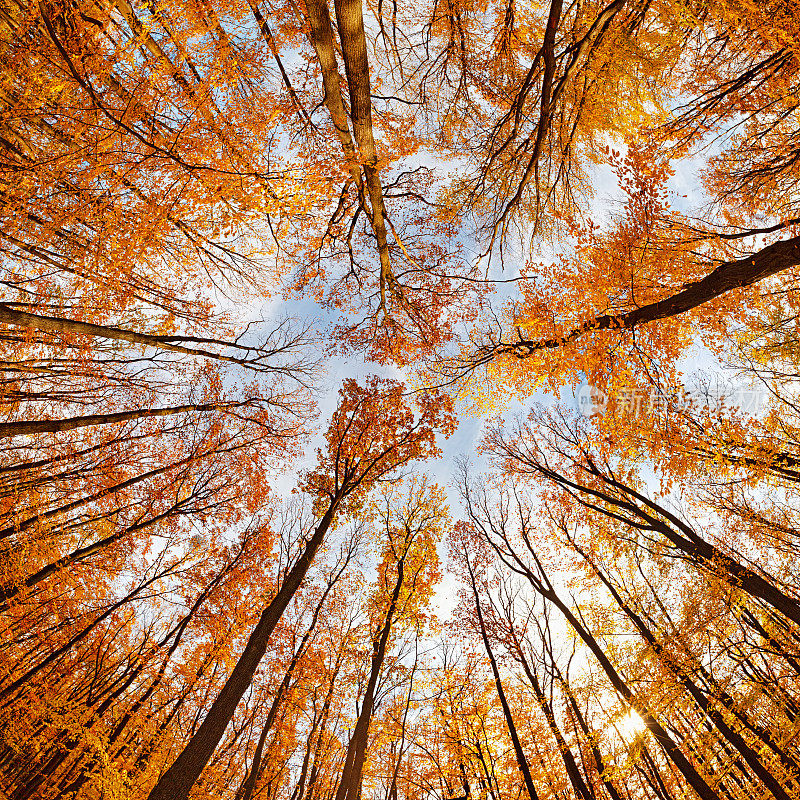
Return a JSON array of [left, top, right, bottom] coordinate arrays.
[[6, 0, 800, 798], [146, 377, 454, 800], [334, 477, 447, 800]]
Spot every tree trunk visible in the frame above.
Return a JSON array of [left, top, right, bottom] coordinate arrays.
[[0, 303, 275, 368], [238, 573, 337, 800], [520, 564, 722, 800], [513, 641, 595, 800], [146, 496, 342, 800], [0, 400, 241, 439], [585, 552, 795, 800], [331, 0, 393, 307], [466, 557, 540, 800], [0, 447, 205, 541], [334, 559, 404, 800]]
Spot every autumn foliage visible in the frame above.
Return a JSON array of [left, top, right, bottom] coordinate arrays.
[[2, 1, 800, 800]]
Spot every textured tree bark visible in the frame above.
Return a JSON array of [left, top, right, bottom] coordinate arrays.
[[238, 571, 337, 800], [146, 498, 341, 800], [303, 0, 362, 187], [332, 0, 394, 308]]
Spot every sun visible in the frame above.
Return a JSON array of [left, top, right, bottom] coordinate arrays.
[[617, 710, 647, 740]]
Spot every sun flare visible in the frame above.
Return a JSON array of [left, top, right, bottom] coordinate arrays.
[[617, 710, 647, 740]]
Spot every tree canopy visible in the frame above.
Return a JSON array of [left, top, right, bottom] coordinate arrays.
[[2, 1, 800, 800]]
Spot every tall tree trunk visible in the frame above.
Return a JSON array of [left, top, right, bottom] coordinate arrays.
[[238, 571, 339, 800], [0, 303, 280, 369], [334, 559, 404, 800], [0, 569, 166, 702], [331, 0, 394, 310], [583, 550, 795, 800], [513, 556, 722, 800], [511, 638, 595, 800], [465, 555, 541, 800], [146, 496, 342, 800], [0, 400, 242, 439], [0, 446, 207, 541], [0, 501, 189, 608]]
